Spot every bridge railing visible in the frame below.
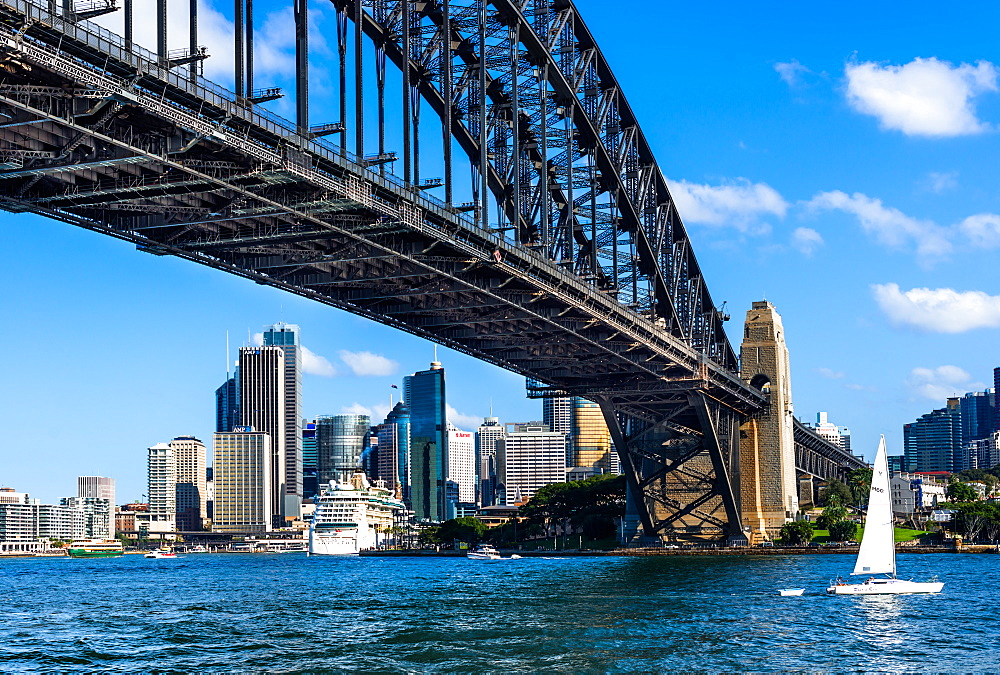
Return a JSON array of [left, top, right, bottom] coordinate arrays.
[[4, 0, 493, 239]]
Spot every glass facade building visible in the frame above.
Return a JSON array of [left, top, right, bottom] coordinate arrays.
[[404, 361, 447, 521], [903, 398, 962, 473], [372, 402, 410, 500], [570, 398, 614, 474], [262, 323, 303, 512], [302, 422, 318, 499], [316, 414, 371, 485]]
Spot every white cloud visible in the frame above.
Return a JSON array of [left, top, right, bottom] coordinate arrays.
[[926, 171, 959, 194], [791, 227, 823, 255], [817, 367, 845, 380], [447, 404, 484, 431], [872, 283, 1000, 333], [251, 332, 263, 346], [906, 365, 983, 401], [301, 346, 337, 377], [959, 213, 1000, 249], [807, 190, 951, 262], [775, 59, 811, 87], [338, 350, 399, 377], [845, 57, 998, 137], [668, 178, 788, 232], [341, 402, 372, 416]]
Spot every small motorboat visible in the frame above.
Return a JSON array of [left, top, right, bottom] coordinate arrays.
[[467, 544, 501, 560], [778, 588, 804, 596], [509, 554, 522, 560], [144, 549, 178, 559]]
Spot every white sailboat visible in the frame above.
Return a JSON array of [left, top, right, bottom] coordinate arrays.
[[826, 436, 943, 595]]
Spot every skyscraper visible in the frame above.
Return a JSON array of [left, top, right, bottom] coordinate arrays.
[[447, 423, 476, 508], [316, 414, 370, 485], [496, 422, 566, 506], [77, 476, 115, 505], [404, 360, 447, 521], [143, 442, 176, 533], [373, 402, 410, 499], [170, 436, 207, 531], [543, 397, 572, 436], [238, 345, 286, 528], [302, 421, 318, 499], [904, 398, 962, 473], [212, 429, 273, 532], [216, 373, 239, 433], [569, 398, 614, 474], [476, 417, 505, 506], [262, 323, 303, 519], [804, 412, 852, 454]]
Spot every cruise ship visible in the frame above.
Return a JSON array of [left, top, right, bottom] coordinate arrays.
[[308, 472, 405, 555]]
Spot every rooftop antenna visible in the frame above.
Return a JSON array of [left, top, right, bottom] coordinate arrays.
[[433, 343, 438, 362], [226, 330, 230, 377], [489, 398, 493, 417]]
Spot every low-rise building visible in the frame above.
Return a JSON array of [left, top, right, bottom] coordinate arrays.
[[890, 472, 948, 516]]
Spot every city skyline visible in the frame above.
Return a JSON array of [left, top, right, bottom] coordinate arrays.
[[4, 0, 1000, 503]]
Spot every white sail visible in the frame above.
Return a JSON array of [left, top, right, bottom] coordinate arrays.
[[852, 436, 895, 576]]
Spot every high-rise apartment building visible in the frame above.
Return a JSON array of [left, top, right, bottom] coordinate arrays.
[[496, 423, 566, 506], [958, 390, 995, 471], [77, 476, 115, 506], [447, 424, 476, 507], [143, 442, 176, 533], [404, 361, 448, 521], [372, 402, 410, 499], [262, 323, 303, 519], [170, 436, 207, 531], [904, 398, 962, 473], [316, 414, 370, 485], [61, 496, 112, 539], [476, 417, 505, 506], [212, 429, 273, 532], [238, 345, 286, 527]]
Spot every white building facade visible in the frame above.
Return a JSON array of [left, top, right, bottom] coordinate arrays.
[[447, 424, 476, 504], [212, 429, 273, 533], [496, 424, 567, 506]]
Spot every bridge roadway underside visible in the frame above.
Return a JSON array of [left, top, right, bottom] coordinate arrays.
[[793, 419, 868, 507], [0, 0, 769, 540]]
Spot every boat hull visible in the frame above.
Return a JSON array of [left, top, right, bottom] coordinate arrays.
[[67, 549, 123, 558], [827, 579, 944, 595], [309, 527, 370, 555]]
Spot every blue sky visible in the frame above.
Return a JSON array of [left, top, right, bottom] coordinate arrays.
[[4, 0, 1000, 503]]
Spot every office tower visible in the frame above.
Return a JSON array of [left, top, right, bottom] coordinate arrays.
[[543, 396, 572, 436], [213, 429, 273, 532], [958, 390, 995, 471], [145, 442, 177, 532], [302, 421, 318, 499], [238, 344, 286, 528], [903, 398, 962, 473], [496, 422, 566, 506], [77, 476, 116, 506], [404, 360, 448, 521], [205, 467, 214, 520], [570, 398, 614, 475], [316, 414, 370, 485], [447, 423, 476, 507], [216, 373, 239, 433], [262, 323, 303, 519], [373, 402, 410, 498], [804, 412, 852, 454], [61, 496, 112, 538], [476, 417, 505, 506], [170, 436, 207, 531]]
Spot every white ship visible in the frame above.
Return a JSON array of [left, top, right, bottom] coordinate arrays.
[[308, 472, 405, 555]]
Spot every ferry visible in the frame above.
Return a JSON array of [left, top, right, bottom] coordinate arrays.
[[309, 472, 404, 555], [67, 539, 124, 558]]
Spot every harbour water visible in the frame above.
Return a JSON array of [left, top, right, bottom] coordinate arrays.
[[3, 552, 998, 671]]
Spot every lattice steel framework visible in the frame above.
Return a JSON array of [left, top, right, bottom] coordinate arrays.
[[0, 0, 785, 540]]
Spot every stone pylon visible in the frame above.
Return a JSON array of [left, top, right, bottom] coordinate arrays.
[[739, 301, 799, 541]]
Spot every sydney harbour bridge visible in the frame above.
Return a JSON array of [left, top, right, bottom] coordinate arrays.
[[0, 0, 862, 541]]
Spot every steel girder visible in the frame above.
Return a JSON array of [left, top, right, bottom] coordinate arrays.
[[0, 0, 772, 540]]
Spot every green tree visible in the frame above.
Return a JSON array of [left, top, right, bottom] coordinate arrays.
[[820, 479, 853, 507], [816, 500, 849, 530], [437, 517, 487, 544], [947, 481, 979, 502], [828, 519, 858, 542], [518, 474, 626, 542], [846, 467, 873, 507], [778, 520, 814, 545]]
